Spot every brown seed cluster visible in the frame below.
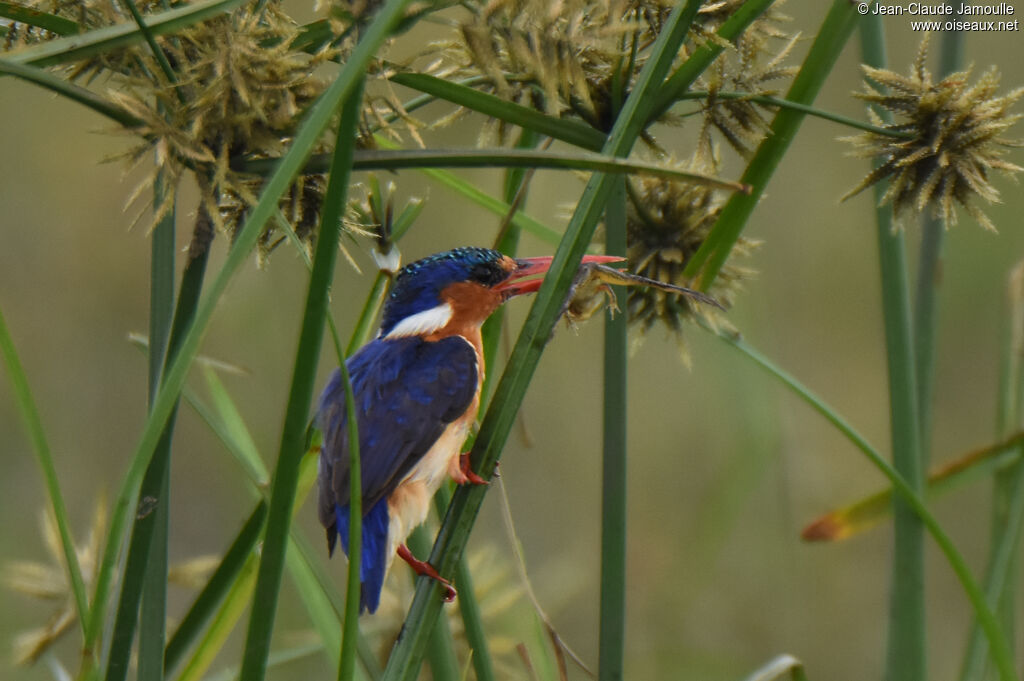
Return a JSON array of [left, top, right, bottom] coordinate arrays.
[[624, 159, 755, 353], [843, 38, 1024, 230]]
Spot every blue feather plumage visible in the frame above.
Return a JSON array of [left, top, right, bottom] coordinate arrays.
[[317, 335, 478, 613]]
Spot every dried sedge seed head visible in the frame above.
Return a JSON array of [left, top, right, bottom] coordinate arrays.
[[4, 501, 217, 665], [697, 31, 799, 157], [4, 502, 104, 664], [108, 5, 345, 255], [439, 0, 655, 134], [842, 37, 1024, 230], [692, 0, 792, 55], [434, 0, 797, 151], [5, 1, 373, 263], [625, 157, 755, 356]]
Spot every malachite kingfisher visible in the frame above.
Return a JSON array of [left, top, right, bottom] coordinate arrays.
[[317, 247, 622, 613]]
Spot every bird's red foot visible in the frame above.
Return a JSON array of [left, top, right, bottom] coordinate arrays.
[[452, 452, 489, 486], [397, 544, 457, 603]]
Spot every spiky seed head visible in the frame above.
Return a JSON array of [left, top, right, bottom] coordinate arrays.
[[842, 37, 1024, 230], [697, 31, 800, 157], [624, 157, 755, 358]]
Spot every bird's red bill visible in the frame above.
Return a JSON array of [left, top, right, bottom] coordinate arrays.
[[495, 254, 625, 296]]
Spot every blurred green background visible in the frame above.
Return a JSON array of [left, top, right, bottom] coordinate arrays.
[[2, 1, 1024, 679]]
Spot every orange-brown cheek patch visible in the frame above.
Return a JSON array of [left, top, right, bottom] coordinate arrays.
[[436, 282, 503, 333]]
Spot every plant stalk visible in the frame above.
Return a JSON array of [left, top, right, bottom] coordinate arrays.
[[858, 16, 927, 681], [599, 177, 628, 681]]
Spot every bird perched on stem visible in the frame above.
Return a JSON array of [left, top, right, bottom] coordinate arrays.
[[318, 247, 622, 613]]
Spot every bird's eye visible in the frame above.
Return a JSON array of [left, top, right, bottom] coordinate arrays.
[[469, 262, 505, 287]]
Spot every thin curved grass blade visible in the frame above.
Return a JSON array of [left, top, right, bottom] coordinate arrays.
[[237, 148, 750, 193], [0, 305, 89, 634], [3, 0, 246, 68], [802, 433, 1024, 542], [0, 2, 79, 34]]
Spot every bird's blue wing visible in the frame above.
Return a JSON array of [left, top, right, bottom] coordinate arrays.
[[317, 335, 477, 612], [317, 335, 478, 609]]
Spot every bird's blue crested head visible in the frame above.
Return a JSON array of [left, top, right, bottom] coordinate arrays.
[[379, 247, 518, 338]]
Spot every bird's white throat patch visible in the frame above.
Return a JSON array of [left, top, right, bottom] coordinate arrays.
[[383, 303, 454, 339]]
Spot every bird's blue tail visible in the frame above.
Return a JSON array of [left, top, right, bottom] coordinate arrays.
[[334, 498, 390, 614]]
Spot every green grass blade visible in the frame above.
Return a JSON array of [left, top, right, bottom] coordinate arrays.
[[137, 452, 170, 681], [0, 305, 89, 633], [914, 215, 943, 464], [406, 528, 459, 681], [374, 135, 564, 246], [451, 544, 493, 681], [147, 174, 176, 402], [85, 0, 402, 656], [203, 367, 269, 484], [914, 13, 963, 487], [137, 168, 176, 681], [857, 16, 927, 681], [0, 57, 141, 127], [311, 534, 389, 678], [164, 501, 268, 674], [203, 644, 324, 681], [803, 434, 1024, 543], [379, 4, 703, 678], [237, 148, 749, 193], [176, 553, 259, 681], [675, 91, 911, 138], [0, 1, 79, 34], [3, 0, 246, 68], [599, 176, 628, 681], [346, 271, 391, 356], [285, 538, 342, 673], [398, 165, 561, 246], [387, 72, 606, 151], [682, 0, 861, 287], [338, 312, 364, 681], [239, 73, 367, 681], [716, 330, 1017, 681], [961, 263, 1024, 681]]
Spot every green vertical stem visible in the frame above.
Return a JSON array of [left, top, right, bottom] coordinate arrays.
[[138, 443, 171, 681], [961, 262, 1024, 681], [139, 168, 176, 681], [337, 350, 363, 681], [238, 78, 364, 681], [148, 173, 176, 400], [432, 485, 495, 681], [406, 528, 459, 681], [914, 216, 942, 463], [860, 16, 927, 681], [599, 178, 628, 681], [105, 215, 210, 681]]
